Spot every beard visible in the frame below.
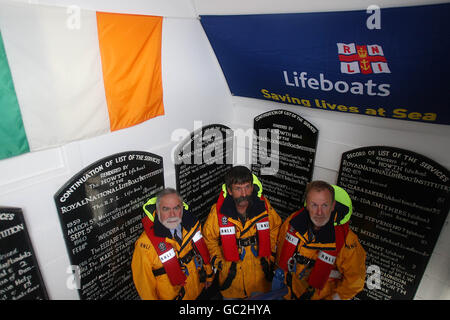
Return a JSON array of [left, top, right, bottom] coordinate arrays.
[[233, 195, 253, 207], [159, 216, 182, 230], [310, 215, 330, 228]]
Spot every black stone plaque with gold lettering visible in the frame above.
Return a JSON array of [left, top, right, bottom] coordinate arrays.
[[54, 151, 164, 300], [175, 124, 233, 223], [0, 207, 48, 300], [251, 110, 318, 220], [337, 146, 450, 300]]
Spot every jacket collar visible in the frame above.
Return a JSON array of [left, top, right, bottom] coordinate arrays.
[[290, 208, 336, 245], [153, 209, 197, 238], [219, 188, 266, 221]]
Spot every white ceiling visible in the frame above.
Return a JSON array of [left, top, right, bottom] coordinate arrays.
[[192, 0, 449, 15]]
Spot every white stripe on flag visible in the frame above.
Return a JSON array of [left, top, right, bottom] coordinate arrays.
[[0, 1, 110, 151], [372, 62, 391, 73], [340, 61, 360, 74], [336, 43, 356, 55], [367, 44, 384, 56]]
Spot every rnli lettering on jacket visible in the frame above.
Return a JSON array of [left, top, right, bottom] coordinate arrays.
[[215, 189, 271, 262], [141, 215, 210, 286], [278, 208, 349, 290]]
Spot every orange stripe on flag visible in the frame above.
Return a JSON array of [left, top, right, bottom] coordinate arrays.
[[96, 12, 164, 131]]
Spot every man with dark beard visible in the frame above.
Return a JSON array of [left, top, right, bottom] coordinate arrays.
[[202, 166, 282, 299], [131, 188, 213, 299]]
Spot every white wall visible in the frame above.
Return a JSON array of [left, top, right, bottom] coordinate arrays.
[[228, 97, 450, 300], [193, 0, 450, 300], [0, 0, 448, 300], [0, 0, 232, 299]]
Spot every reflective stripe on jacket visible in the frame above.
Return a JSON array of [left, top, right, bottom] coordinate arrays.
[[203, 195, 282, 299], [131, 212, 213, 300], [276, 211, 366, 300]]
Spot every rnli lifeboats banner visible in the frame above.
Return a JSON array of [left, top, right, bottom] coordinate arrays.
[[0, 1, 164, 160], [200, 4, 450, 125]]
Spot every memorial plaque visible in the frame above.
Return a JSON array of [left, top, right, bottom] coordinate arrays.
[[0, 207, 48, 300], [54, 151, 164, 300], [175, 124, 233, 223], [251, 110, 318, 220], [337, 146, 450, 300]]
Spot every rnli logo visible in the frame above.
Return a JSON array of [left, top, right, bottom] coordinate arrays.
[[285, 233, 299, 246], [256, 221, 270, 231], [221, 216, 228, 226], [318, 251, 336, 265], [158, 242, 167, 252], [337, 43, 390, 74], [159, 248, 176, 263], [220, 226, 235, 235]]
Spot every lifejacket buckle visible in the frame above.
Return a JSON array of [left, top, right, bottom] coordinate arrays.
[[298, 265, 311, 280], [298, 260, 314, 280], [287, 255, 297, 273], [194, 254, 203, 269]]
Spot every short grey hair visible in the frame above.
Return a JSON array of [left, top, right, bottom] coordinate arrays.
[[305, 180, 335, 201], [155, 188, 183, 213]]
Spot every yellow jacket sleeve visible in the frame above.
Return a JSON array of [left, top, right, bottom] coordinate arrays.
[[202, 204, 225, 271], [333, 229, 367, 300], [275, 213, 293, 266], [131, 233, 159, 300], [265, 198, 282, 263]]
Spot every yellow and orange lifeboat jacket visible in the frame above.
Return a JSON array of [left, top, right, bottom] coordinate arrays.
[[202, 177, 282, 299], [131, 199, 213, 300], [276, 186, 366, 300]]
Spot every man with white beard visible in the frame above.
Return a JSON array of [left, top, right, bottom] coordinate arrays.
[[131, 188, 213, 300]]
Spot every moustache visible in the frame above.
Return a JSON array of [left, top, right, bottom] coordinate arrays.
[[160, 217, 182, 229], [234, 195, 252, 205]]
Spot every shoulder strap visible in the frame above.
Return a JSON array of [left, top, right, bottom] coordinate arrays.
[[278, 211, 303, 272], [217, 210, 240, 261], [306, 223, 349, 291], [334, 223, 349, 253], [141, 216, 186, 286]]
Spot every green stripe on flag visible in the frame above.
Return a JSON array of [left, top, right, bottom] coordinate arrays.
[[0, 31, 29, 160]]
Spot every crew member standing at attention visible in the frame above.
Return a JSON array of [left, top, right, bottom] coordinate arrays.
[[275, 181, 366, 300], [202, 166, 282, 299], [131, 188, 213, 300]]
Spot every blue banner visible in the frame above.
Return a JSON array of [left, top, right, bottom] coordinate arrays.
[[201, 4, 450, 125]]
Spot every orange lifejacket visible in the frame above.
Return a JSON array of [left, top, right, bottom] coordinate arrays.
[[278, 208, 349, 290], [215, 184, 271, 261], [141, 215, 211, 287], [308, 223, 348, 290]]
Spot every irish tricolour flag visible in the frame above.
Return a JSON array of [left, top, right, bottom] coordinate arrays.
[[0, 1, 164, 160]]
